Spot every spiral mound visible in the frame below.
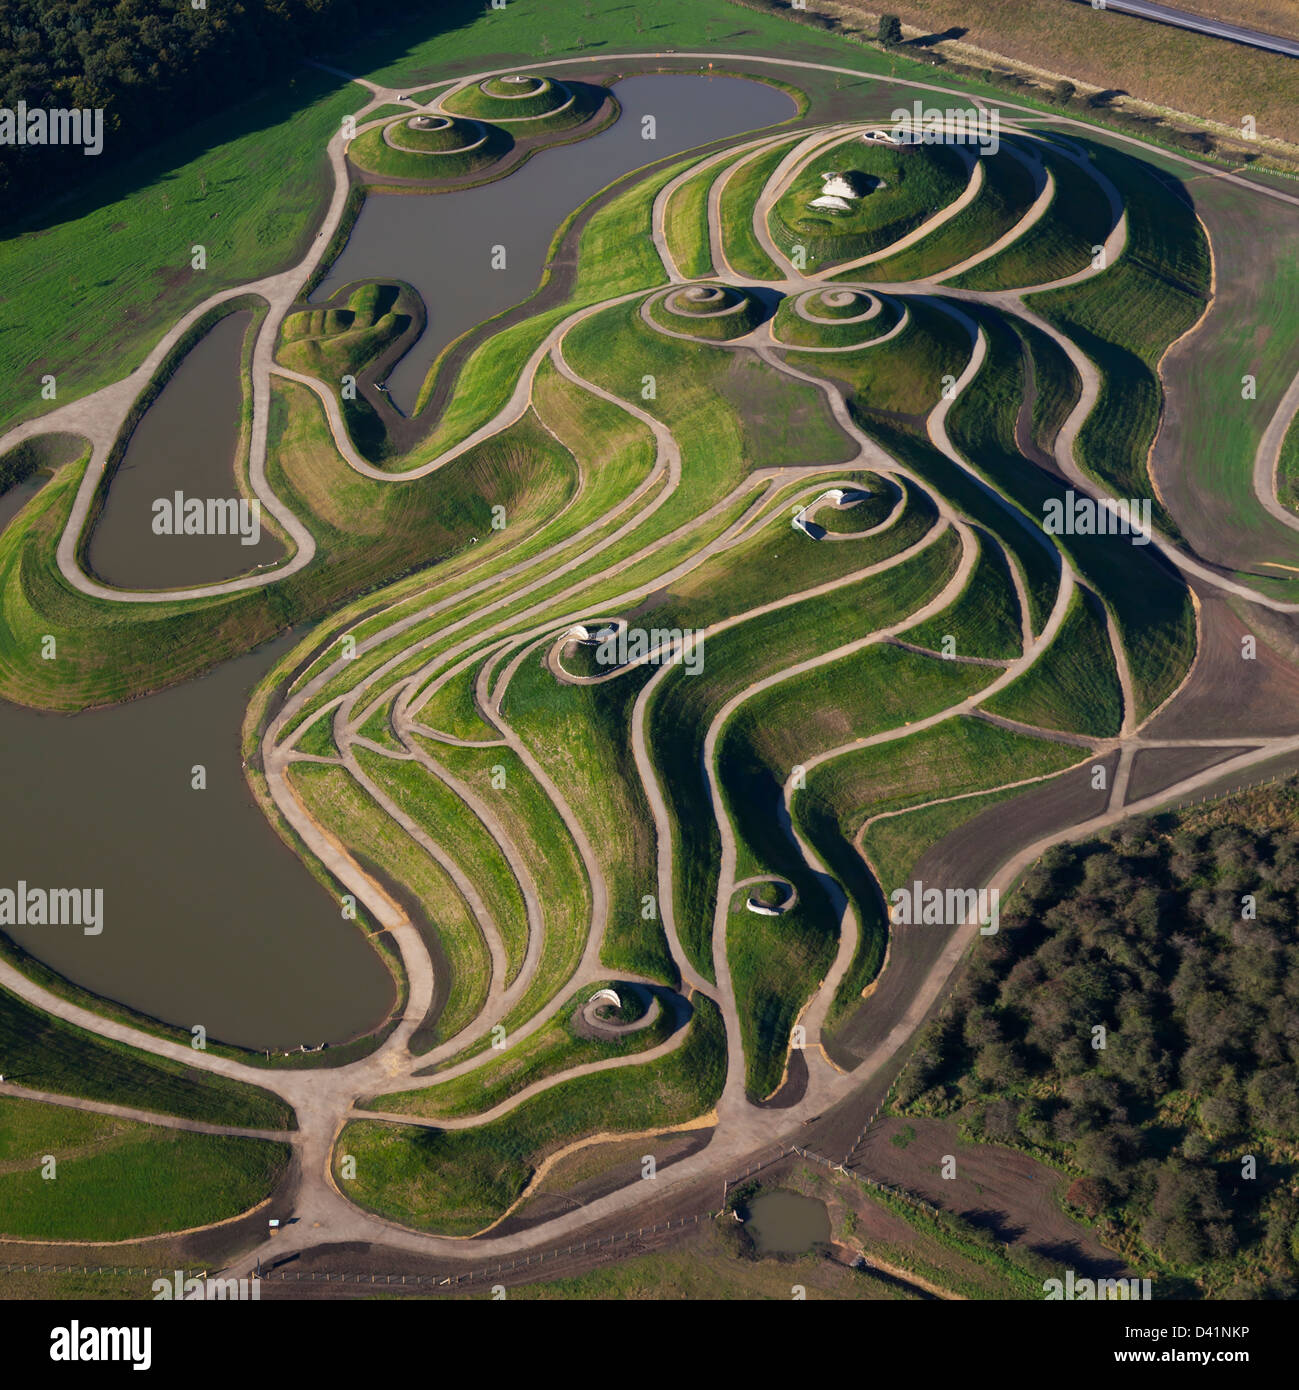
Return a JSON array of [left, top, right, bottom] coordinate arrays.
[[347, 112, 509, 180], [485, 74, 551, 99], [769, 288, 905, 351], [646, 283, 766, 341], [446, 73, 574, 121], [798, 288, 882, 323], [387, 114, 484, 154]]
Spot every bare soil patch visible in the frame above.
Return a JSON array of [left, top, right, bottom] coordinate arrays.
[[1125, 743, 1255, 804], [1144, 592, 1299, 739], [851, 1115, 1131, 1278]]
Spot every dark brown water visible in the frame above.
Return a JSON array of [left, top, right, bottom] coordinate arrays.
[[85, 310, 287, 589], [316, 74, 797, 412], [745, 1190, 832, 1254], [0, 631, 395, 1048], [0, 473, 47, 533]]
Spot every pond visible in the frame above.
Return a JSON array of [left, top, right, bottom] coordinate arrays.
[[316, 73, 797, 412], [744, 1190, 832, 1255]]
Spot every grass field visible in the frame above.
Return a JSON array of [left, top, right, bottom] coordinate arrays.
[[951, 140, 1115, 291], [428, 740, 591, 1039], [945, 307, 1195, 720], [862, 775, 1062, 895], [287, 761, 488, 1050], [802, 716, 1083, 1021], [357, 748, 535, 988], [905, 528, 1022, 659], [1281, 410, 1299, 513], [664, 165, 718, 279], [718, 141, 801, 279], [0, 72, 366, 433], [0, 1096, 288, 1242], [1031, 141, 1210, 508], [501, 653, 673, 983], [803, 715, 1085, 897]]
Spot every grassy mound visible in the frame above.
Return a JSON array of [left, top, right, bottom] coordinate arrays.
[[336, 997, 725, 1236], [983, 585, 1124, 738], [807, 288, 875, 320], [906, 527, 1023, 660], [771, 290, 904, 349], [860, 139, 1042, 283], [785, 296, 971, 417], [368, 985, 675, 1121], [280, 282, 415, 380], [443, 75, 603, 132], [799, 717, 1084, 1024], [950, 138, 1115, 292], [347, 117, 508, 180], [769, 141, 968, 269], [449, 73, 567, 119], [0, 985, 294, 1127], [647, 285, 766, 341], [387, 113, 478, 152]]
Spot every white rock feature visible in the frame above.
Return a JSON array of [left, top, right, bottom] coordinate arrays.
[[745, 899, 783, 917], [588, 987, 621, 1009], [808, 194, 853, 213], [820, 172, 861, 200]]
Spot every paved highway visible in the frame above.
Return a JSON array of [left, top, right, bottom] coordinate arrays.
[[1095, 0, 1299, 58]]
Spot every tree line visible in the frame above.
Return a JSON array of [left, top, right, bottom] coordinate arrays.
[[0, 0, 476, 224], [895, 786, 1299, 1297]]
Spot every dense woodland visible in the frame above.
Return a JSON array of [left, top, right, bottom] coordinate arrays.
[[0, 0, 473, 220], [896, 784, 1299, 1297]]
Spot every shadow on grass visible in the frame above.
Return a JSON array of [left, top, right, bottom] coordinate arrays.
[[4, 1, 491, 241]]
